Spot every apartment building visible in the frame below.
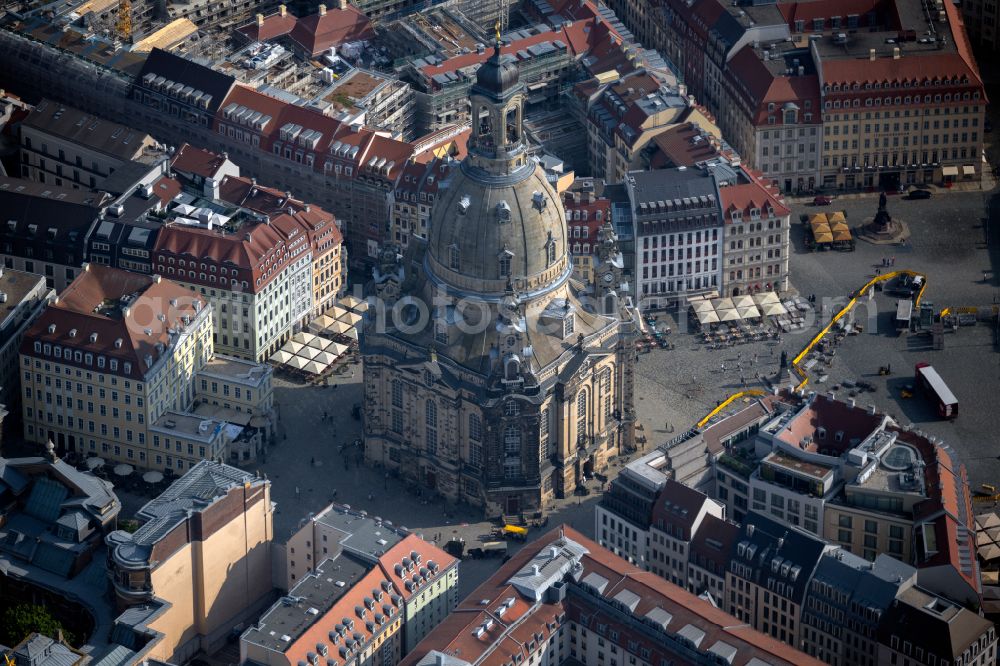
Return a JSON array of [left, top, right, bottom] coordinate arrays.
[[626, 167, 725, 308], [877, 587, 996, 666], [718, 170, 791, 297], [562, 189, 610, 284], [0, 179, 109, 291], [401, 525, 821, 666], [0, 269, 53, 428], [711, 390, 981, 606], [234, 2, 375, 60], [598, 473, 993, 661], [19, 99, 160, 190], [19, 264, 275, 470], [611, 0, 985, 193], [246, 525, 458, 663], [389, 157, 452, 249], [800, 549, 917, 666], [728, 512, 832, 644], [19, 264, 211, 464], [646, 480, 725, 587], [106, 461, 273, 663]]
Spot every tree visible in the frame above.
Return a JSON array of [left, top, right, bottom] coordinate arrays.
[[0, 603, 75, 647]]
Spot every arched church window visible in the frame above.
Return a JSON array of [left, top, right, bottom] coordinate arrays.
[[505, 107, 519, 144], [504, 400, 520, 417], [576, 390, 587, 442], [477, 106, 492, 136], [449, 245, 460, 270], [499, 255, 511, 277]]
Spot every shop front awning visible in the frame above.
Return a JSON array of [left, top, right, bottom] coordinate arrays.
[[963, 165, 976, 176], [941, 166, 959, 177]]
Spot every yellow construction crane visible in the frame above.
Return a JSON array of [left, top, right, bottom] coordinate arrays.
[[115, 0, 132, 42]]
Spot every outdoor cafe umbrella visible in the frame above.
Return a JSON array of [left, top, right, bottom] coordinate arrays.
[[977, 513, 1000, 529], [286, 355, 309, 370], [314, 350, 337, 366], [737, 304, 761, 319], [338, 310, 363, 327], [86, 457, 106, 470], [271, 349, 293, 364], [142, 471, 164, 483], [339, 294, 362, 309], [810, 220, 832, 234], [328, 341, 349, 357], [298, 346, 320, 360], [350, 299, 369, 314], [311, 314, 335, 330], [697, 309, 720, 324], [113, 463, 134, 477], [833, 228, 852, 242], [691, 300, 715, 314], [282, 339, 304, 354], [711, 297, 735, 311], [828, 210, 847, 223], [754, 291, 781, 306], [303, 360, 326, 375], [808, 212, 828, 224], [732, 295, 755, 309], [345, 327, 360, 341], [328, 305, 350, 321], [814, 231, 834, 244], [325, 319, 352, 335], [761, 302, 787, 317], [718, 308, 741, 322]]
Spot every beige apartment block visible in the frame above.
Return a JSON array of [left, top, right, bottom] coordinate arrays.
[[106, 461, 273, 663], [20, 265, 212, 468]]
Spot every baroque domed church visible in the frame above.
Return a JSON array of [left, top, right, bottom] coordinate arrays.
[[362, 39, 634, 516]]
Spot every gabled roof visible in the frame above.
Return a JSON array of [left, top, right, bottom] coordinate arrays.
[[171, 143, 233, 180], [287, 5, 374, 57], [21, 265, 204, 380], [137, 48, 235, 114]]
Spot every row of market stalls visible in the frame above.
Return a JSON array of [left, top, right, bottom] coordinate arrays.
[[689, 291, 788, 325], [808, 212, 854, 250], [268, 295, 367, 377]]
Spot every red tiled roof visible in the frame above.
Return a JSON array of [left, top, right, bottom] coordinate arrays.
[[288, 5, 374, 58], [171, 143, 231, 180], [21, 265, 204, 380], [401, 526, 822, 666], [216, 85, 413, 181], [650, 123, 725, 168], [719, 176, 791, 223], [235, 11, 297, 42], [776, 394, 885, 452]]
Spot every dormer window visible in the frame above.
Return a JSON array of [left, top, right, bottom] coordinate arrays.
[[498, 251, 512, 277], [449, 245, 460, 271], [497, 201, 511, 223]]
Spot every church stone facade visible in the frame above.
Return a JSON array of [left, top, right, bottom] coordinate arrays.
[[362, 40, 634, 517]]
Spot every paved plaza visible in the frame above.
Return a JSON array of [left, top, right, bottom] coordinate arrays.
[[635, 186, 1000, 491]]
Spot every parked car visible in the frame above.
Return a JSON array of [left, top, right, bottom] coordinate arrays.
[[813, 195, 833, 206], [908, 189, 932, 200]]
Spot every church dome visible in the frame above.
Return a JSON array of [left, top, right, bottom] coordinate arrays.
[[426, 160, 569, 296]]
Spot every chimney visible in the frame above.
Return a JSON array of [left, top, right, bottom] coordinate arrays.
[[318, 3, 326, 15], [256, 12, 264, 25], [279, 3, 287, 16], [869, 48, 876, 61], [893, 47, 900, 59], [338, 0, 347, 8]]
